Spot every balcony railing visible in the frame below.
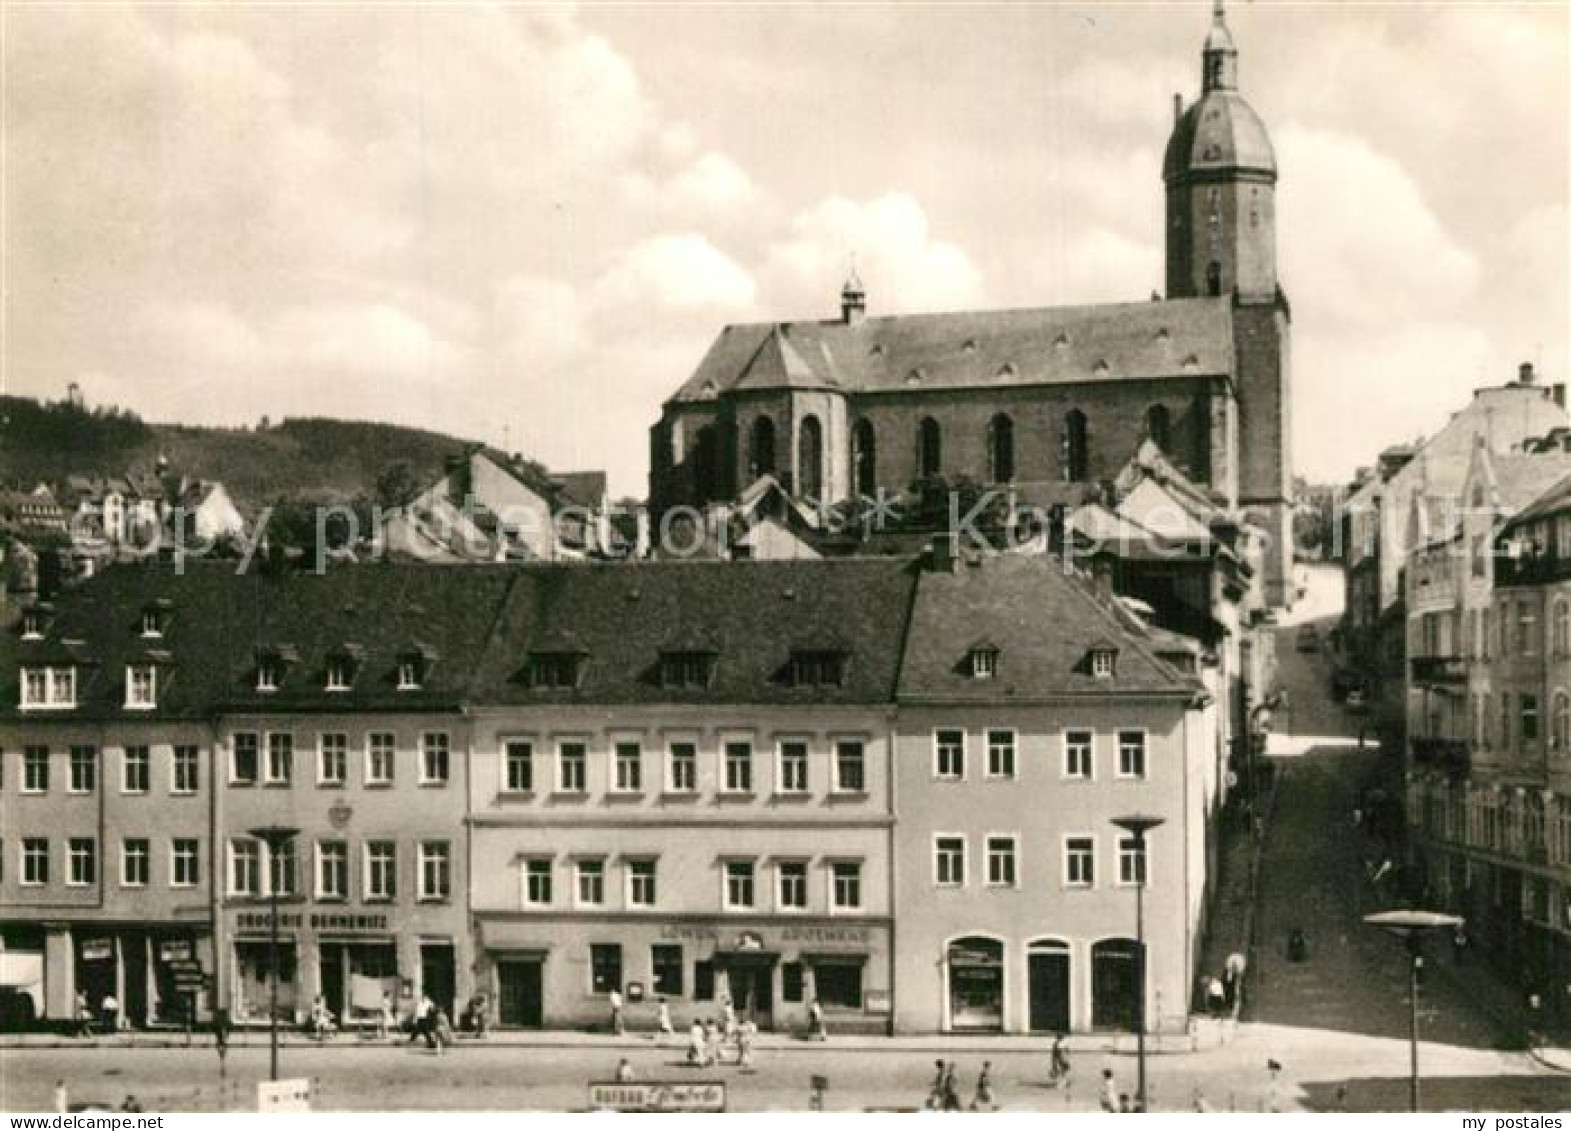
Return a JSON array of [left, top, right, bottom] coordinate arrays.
[[1410, 737, 1470, 774], [1410, 655, 1466, 684], [1495, 550, 1571, 588]]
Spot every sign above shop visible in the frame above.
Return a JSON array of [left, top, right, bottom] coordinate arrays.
[[81, 940, 113, 962], [159, 940, 194, 963], [656, 923, 874, 948], [588, 1082, 725, 1113], [235, 911, 390, 934]]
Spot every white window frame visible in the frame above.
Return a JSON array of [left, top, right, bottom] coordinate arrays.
[[263, 732, 293, 785], [776, 859, 809, 912], [315, 840, 348, 901], [171, 745, 199, 795], [1063, 834, 1096, 889], [396, 659, 420, 691], [170, 838, 199, 888], [971, 649, 998, 680], [933, 833, 966, 887], [775, 738, 810, 795], [722, 739, 754, 794], [722, 858, 756, 910], [985, 833, 1018, 888], [611, 739, 642, 793], [829, 859, 862, 911], [1116, 729, 1148, 780], [556, 738, 588, 793], [21, 745, 48, 793], [21, 666, 76, 710], [419, 840, 450, 901], [363, 841, 397, 902], [366, 732, 396, 786], [933, 729, 966, 781], [121, 838, 149, 888], [325, 657, 352, 692], [67, 837, 96, 887], [124, 665, 157, 710], [230, 732, 260, 786], [985, 728, 1017, 779], [420, 731, 451, 785], [68, 745, 96, 795], [831, 737, 867, 794], [1117, 835, 1149, 887], [1091, 650, 1116, 678], [1062, 729, 1095, 780], [626, 858, 658, 908], [318, 733, 349, 786], [666, 738, 699, 794], [502, 737, 535, 793], [228, 838, 261, 897], [521, 857, 554, 907], [574, 858, 606, 908], [121, 745, 150, 794], [21, 838, 48, 886], [255, 661, 279, 693]]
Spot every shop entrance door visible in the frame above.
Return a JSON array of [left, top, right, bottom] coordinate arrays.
[[721, 959, 774, 1028], [122, 935, 148, 1028], [1091, 939, 1138, 1031], [76, 936, 117, 1026], [1027, 940, 1071, 1032], [497, 959, 543, 1028], [947, 937, 1004, 1031], [421, 944, 456, 1019]]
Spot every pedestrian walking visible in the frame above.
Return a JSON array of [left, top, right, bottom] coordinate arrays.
[[657, 998, 674, 1039], [471, 991, 490, 1038], [53, 1080, 67, 1114], [737, 1018, 756, 1069], [1266, 1058, 1283, 1113], [74, 991, 92, 1037], [309, 994, 335, 1041], [927, 1060, 947, 1109], [686, 1019, 705, 1066], [1206, 975, 1226, 1016], [432, 1007, 454, 1055], [374, 992, 392, 1040], [941, 1061, 963, 1112], [609, 987, 625, 1035], [615, 1058, 634, 1084], [408, 994, 434, 1048], [705, 1017, 725, 1066], [807, 998, 827, 1041], [970, 1061, 997, 1111], [721, 996, 737, 1037], [100, 992, 119, 1034], [1099, 1069, 1119, 1113], [1049, 1033, 1071, 1086]]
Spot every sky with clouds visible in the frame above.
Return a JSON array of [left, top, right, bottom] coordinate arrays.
[[3, 1, 1566, 497]]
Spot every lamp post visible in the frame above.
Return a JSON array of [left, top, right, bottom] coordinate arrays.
[[249, 825, 299, 1083], [1363, 909, 1464, 1112], [1113, 814, 1165, 1113]]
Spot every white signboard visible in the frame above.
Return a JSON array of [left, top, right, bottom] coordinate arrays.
[[257, 1078, 312, 1113], [588, 1081, 725, 1113]]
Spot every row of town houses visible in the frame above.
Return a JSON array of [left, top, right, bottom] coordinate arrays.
[[0, 540, 1246, 1038]]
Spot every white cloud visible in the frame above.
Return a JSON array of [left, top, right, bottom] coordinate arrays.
[[593, 234, 757, 317]]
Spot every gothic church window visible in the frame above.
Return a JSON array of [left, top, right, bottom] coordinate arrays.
[[798, 415, 824, 501], [749, 416, 777, 480], [853, 419, 878, 496], [987, 414, 1015, 483]]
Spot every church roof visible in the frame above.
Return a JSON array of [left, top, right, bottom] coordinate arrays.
[[670, 296, 1235, 403], [1163, 90, 1276, 183]]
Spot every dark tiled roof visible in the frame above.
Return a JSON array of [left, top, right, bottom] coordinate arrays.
[[1502, 470, 1571, 534], [552, 471, 608, 509], [898, 553, 1200, 702], [670, 297, 1235, 402], [470, 557, 921, 705]]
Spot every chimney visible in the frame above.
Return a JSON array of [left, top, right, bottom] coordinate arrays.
[[1090, 554, 1116, 599], [927, 532, 957, 574], [1519, 361, 1536, 385]]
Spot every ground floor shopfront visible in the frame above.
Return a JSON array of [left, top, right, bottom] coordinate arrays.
[[224, 907, 468, 1029], [475, 916, 892, 1035], [0, 918, 215, 1027]]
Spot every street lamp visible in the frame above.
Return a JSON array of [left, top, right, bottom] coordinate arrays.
[[1112, 814, 1165, 1113], [1363, 909, 1464, 1112], [249, 825, 299, 1083]]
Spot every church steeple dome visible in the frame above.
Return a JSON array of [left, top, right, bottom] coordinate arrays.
[[840, 266, 866, 325]]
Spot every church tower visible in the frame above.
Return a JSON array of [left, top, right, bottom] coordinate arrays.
[[1163, 0, 1277, 303]]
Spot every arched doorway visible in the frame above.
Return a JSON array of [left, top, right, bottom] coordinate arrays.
[[1091, 938, 1138, 1031], [947, 936, 1004, 1032], [1027, 939, 1071, 1033], [749, 416, 777, 480], [987, 414, 1015, 483], [798, 415, 824, 500], [853, 418, 877, 496]]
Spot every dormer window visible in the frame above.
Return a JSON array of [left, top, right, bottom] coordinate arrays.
[[525, 652, 581, 689], [256, 658, 281, 693], [20, 609, 44, 640], [139, 607, 165, 638], [1090, 648, 1118, 679], [326, 656, 354, 692], [396, 659, 421, 691], [969, 646, 1000, 680], [125, 665, 157, 709], [21, 665, 76, 709], [395, 646, 433, 691], [789, 649, 845, 688], [660, 650, 714, 689]]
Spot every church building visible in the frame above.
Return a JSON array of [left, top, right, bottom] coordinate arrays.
[[648, 2, 1295, 607]]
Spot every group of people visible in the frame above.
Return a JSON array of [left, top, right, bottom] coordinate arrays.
[[680, 999, 760, 1069], [925, 1060, 996, 1111], [1201, 951, 1248, 1016], [72, 991, 119, 1037]]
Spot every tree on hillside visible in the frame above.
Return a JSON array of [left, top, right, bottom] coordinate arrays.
[[375, 460, 422, 510]]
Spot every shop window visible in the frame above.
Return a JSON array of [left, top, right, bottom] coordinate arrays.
[[813, 962, 863, 1009], [590, 944, 623, 995], [694, 960, 715, 1002], [780, 962, 805, 1004], [652, 944, 683, 997]]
